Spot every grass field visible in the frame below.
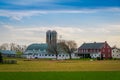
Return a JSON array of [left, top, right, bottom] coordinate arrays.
[[0, 71, 120, 80], [0, 59, 120, 71], [0, 59, 120, 80]]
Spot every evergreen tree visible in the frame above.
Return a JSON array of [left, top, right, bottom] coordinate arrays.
[[0, 52, 3, 63]]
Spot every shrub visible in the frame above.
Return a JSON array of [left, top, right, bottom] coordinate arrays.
[[2, 60, 17, 64], [97, 57, 101, 60]]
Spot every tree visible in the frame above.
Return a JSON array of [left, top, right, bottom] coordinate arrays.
[[10, 43, 27, 54], [60, 40, 77, 59], [47, 44, 60, 60], [0, 43, 9, 50], [0, 52, 3, 63]]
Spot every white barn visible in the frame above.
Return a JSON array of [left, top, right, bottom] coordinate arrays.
[[23, 43, 78, 59], [112, 48, 120, 59]]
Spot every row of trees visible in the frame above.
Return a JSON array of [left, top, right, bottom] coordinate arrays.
[[48, 40, 77, 60], [0, 40, 77, 60], [0, 43, 27, 54]]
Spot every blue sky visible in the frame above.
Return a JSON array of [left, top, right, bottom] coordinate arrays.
[[0, 0, 120, 47]]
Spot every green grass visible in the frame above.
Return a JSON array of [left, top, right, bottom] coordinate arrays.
[[0, 59, 120, 80], [0, 59, 120, 71], [0, 71, 120, 80]]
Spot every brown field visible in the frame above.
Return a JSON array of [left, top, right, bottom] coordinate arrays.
[[0, 59, 120, 72]]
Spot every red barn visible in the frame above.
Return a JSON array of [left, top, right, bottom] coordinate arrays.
[[78, 41, 112, 59]]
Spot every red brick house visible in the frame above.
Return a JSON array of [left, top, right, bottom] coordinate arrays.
[[78, 41, 112, 59]]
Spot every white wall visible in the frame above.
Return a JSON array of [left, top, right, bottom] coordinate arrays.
[[90, 52, 101, 58], [23, 51, 79, 59], [112, 48, 120, 59]]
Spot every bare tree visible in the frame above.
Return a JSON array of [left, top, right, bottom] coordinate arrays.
[[0, 43, 9, 50], [0, 43, 26, 54], [60, 40, 77, 59], [10, 43, 16, 51], [47, 44, 60, 60], [112, 45, 117, 49]]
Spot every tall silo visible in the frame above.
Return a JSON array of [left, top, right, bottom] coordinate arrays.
[[51, 30, 57, 47], [46, 30, 57, 47], [46, 30, 51, 46]]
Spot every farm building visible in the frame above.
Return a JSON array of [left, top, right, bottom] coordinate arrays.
[[78, 41, 112, 59], [23, 43, 78, 59], [23, 30, 78, 59], [112, 47, 120, 59], [0, 50, 16, 57]]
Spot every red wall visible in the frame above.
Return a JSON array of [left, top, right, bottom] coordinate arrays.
[[101, 42, 112, 59], [78, 42, 112, 59]]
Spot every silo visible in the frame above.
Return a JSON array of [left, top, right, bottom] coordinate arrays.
[[46, 30, 57, 47], [51, 30, 57, 46], [46, 30, 51, 46]]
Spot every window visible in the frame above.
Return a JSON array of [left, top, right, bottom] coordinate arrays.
[[49, 54, 51, 56], [59, 55, 61, 57], [45, 54, 47, 56], [52, 54, 54, 56], [113, 50, 114, 53], [94, 54, 96, 56], [66, 55, 68, 57], [103, 49, 105, 52], [63, 55, 64, 57], [39, 54, 41, 56], [81, 50, 82, 52], [103, 54, 105, 57]]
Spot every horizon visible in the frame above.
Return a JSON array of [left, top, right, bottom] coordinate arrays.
[[0, 0, 120, 47]]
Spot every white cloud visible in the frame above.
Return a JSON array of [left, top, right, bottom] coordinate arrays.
[[0, 10, 47, 21], [0, 7, 120, 20], [0, 24, 120, 47]]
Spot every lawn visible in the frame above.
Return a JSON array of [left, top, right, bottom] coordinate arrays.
[[0, 59, 120, 80], [0, 71, 120, 80], [0, 59, 120, 71]]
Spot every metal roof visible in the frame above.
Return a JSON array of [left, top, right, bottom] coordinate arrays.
[[0, 50, 16, 54], [26, 43, 48, 51], [79, 42, 105, 49]]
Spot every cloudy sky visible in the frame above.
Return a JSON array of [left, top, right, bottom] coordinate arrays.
[[0, 0, 120, 47]]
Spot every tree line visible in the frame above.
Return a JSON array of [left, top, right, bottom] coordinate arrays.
[[0, 43, 27, 54]]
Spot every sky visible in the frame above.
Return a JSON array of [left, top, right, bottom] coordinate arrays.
[[0, 0, 120, 47]]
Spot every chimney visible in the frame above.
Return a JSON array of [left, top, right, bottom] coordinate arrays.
[[105, 41, 107, 43]]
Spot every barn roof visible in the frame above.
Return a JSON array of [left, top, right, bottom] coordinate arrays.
[[0, 50, 16, 54], [79, 42, 105, 49], [26, 43, 48, 51]]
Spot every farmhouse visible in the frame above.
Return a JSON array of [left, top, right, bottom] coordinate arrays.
[[112, 47, 120, 59], [78, 41, 112, 59]]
